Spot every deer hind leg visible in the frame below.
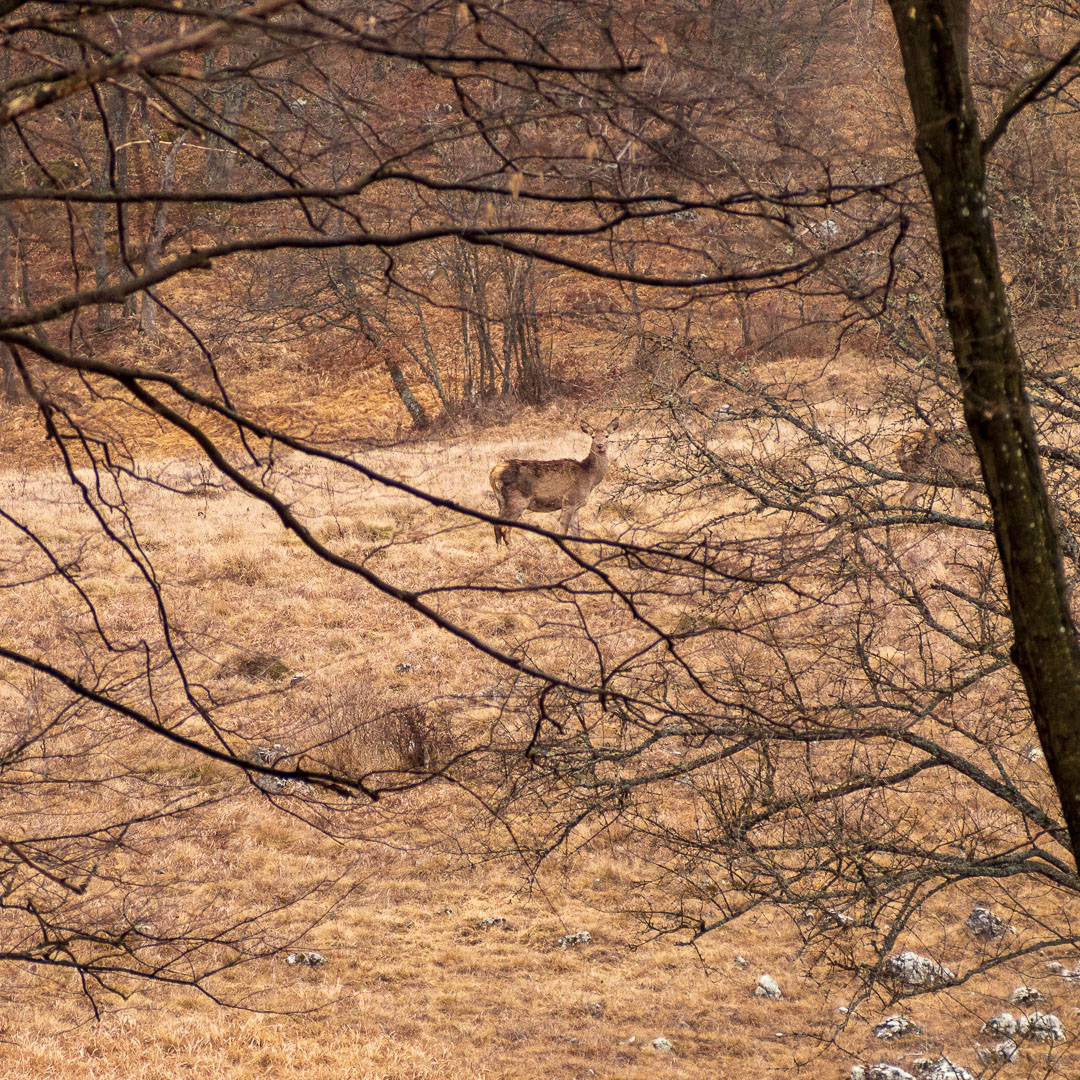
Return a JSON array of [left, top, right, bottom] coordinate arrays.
[[494, 491, 528, 547]]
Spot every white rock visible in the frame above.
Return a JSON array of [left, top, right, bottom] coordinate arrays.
[[861, 1066, 916, 1080], [873, 1015, 921, 1040], [1027, 1011, 1065, 1042], [285, 951, 325, 967], [557, 930, 592, 949], [884, 951, 955, 987], [976, 1039, 1019, 1065], [963, 905, 1012, 941], [1009, 985, 1041, 1005], [983, 1012, 1025, 1038], [754, 973, 782, 999], [915, 1057, 973, 1080], [983, 1010, 1064, 1043], [1045, 960, 1064, 974], [652, 1037, 674, 1052]]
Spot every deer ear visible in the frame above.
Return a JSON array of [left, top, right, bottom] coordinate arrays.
[[606, 418, 620, 433], [580, 421, 594, 435]]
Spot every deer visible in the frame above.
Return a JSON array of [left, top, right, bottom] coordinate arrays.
[[894, 425, 980, 514], [489, 418, 619, 547]]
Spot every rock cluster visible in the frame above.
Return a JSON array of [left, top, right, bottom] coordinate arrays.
[[982, 1010, 1065, 1042]]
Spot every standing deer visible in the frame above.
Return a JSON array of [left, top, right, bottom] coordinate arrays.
[[895, 426, 980, 513], [489, 419, 619, 546]]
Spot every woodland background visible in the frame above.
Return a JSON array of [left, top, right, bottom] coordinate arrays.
[[1, 1, 1080, 1077]]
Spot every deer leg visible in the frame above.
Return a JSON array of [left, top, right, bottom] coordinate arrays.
[[558, 500, 580, 537], [900, 481, 925, 508], [495, 493, 528, 547]]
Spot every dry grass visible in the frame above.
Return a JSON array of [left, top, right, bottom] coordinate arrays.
[[0, 388, 1077, 1080]]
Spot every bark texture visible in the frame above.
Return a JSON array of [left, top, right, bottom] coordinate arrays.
[[888, 0, 1080, 857]]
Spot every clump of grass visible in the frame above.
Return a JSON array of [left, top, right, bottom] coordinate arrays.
[[225, 651, 291, 682], [312, 683, 454, 776], [213, 551, 270, 586]]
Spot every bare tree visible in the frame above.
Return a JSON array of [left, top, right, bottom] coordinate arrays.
[[1, 8, 1080, 1072]]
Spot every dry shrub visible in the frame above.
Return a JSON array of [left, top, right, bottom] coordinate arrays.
[[212, 551, 271, 586], [739, 297, 836, 361], [313, 683, 454, 777], [223, 651, 291, 682]]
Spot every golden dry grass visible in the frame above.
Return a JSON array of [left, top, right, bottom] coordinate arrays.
[[0, 391, 1078, 1080]]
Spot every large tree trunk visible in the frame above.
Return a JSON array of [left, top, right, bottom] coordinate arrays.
[[888, 0, 1080, 858]]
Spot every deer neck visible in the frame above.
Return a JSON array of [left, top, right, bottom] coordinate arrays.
[[585, 445, 608, 478]]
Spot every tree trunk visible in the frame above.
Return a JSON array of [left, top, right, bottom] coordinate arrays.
[[384, 357, 429, 430], [139, 131, 187, 334], [888, 0, 1080, 857]]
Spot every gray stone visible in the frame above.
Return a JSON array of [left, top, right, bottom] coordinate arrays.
[[976, 1039, 1019, 1065], [285, 951, 325, 967], [557, 930, 592, 949], [477, 916, 509, 930], [983, 1010, 1064, 1042], [963, 905, 1012, 941], [982, 1012, 1025, 1038], [914, 1057, 973, 1080], [754, 974, 782, 999], [248, 743, 311, 795], [652, 1037, 675, 1052], [1027, 1011, 1065, 1042], [850, 1066, 916, 1080], [884, 951, 954, 988], [873, 1016, 921, 1040], [1009, 985, 1042, 1005]]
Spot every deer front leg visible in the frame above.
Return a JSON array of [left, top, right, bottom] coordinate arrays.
[[558, 499, 579, 537]]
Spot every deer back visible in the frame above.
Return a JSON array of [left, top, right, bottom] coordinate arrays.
[[493, 452, 607, 512]]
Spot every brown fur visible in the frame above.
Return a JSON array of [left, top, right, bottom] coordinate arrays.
[[490, 419, 619, 546], [895, 426, 979, 512]]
